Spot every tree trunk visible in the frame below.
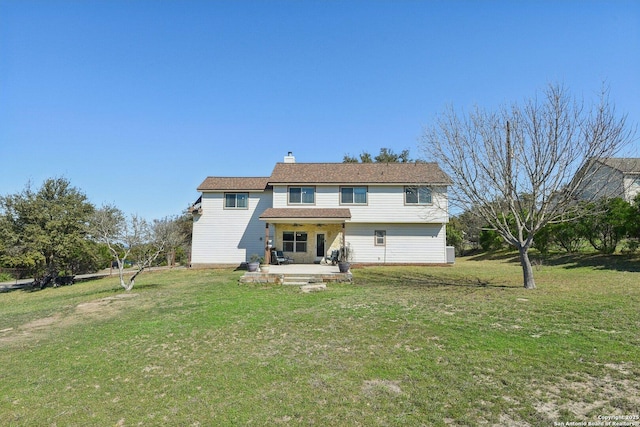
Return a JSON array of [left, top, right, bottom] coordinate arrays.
[[518, 246, 536, 289], [117, 264, 128, 291]]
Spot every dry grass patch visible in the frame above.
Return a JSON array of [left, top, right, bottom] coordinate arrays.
[[1, 292, 140, 345]]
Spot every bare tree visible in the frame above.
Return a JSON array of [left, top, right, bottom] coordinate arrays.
[[154, 216, 187, 267], [89, 205, 169, 291], [421, 84, 634, 289]]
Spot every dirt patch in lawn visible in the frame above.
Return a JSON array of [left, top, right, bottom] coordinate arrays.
[[362, 379, 403, 396], [532, 364, 640, 422], [0, 293, 139, 345]]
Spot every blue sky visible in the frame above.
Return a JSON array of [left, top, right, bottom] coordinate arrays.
[[1, 0, 639, 219]]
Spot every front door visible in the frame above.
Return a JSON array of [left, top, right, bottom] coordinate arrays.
[[316, 233, 325, 258]]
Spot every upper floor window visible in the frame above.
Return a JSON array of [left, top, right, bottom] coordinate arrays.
[[405, 186, 432, 205], [289, 187, 315, 204], [225, 193, 248, 209], [340, 186, 367, 204]]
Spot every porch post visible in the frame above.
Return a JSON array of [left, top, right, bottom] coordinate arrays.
[[342, 222, 346, 251], [265, 222, 270, 264]]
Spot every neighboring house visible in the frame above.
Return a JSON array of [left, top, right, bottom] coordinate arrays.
[[577, 158, 640, 203], [190, 153, 452, 266]]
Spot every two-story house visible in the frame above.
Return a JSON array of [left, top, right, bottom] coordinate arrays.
[[190, 153, 452, 267], [576, 158, 640, 203]]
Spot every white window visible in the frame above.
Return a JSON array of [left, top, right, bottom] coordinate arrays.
[[282, 231, 308, 252], [289, 187, 315, 204], [374, 230, 386, 246], [225, 193, 248, 209], [405, 186, 432, 204], [340, 187, 367, 204]]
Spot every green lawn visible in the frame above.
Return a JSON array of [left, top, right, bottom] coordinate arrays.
[[1, 255, 639, 426]]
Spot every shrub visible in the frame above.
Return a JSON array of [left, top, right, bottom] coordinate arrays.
[[479, 229, 503, 252]]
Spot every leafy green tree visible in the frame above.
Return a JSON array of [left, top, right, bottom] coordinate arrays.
[[342, 154, 359, 163], [533, 214, 585, 254], [375, 148, 411, 163], [0, 178, 95, 277], [549, 220, 584, 253], [579, 198, 633, 254], [532, 223, 552, 255], [628, 193, 640, 240], [343, 148, 412, 163], [479, 229, 504, 252], [455, 209, 485, 251], [446, 217, 465, 255]]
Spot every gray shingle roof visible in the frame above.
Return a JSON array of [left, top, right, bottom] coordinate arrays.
[[600, 158, 640, 174]]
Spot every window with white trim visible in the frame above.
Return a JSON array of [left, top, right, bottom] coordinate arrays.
[[225, 193, 248, 209], [374, 230, 386, 246], [282, 231, 308, 252], [405, 186, 432, 204], [340, 186, 367, 204], [288, 187, 315, 204]]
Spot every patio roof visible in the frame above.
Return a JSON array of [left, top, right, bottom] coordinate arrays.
[[259, 208, 351, 223]]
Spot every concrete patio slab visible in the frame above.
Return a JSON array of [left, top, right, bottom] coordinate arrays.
[[239, 263, 352, 285], [264, 264, 341, 274]]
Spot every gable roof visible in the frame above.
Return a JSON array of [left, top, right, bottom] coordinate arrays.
[[268, 162, 452, 185], [600, 158, 640, 175], [197, 177, 270, 192], [196, 162, 452, 192]]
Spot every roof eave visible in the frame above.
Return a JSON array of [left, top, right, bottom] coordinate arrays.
[[259, 217, 349, 224], [198, 188, 268, 192], [267, 181, 452, 186]]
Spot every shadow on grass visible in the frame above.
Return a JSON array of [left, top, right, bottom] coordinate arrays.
[[466, 250, 520, 263], [543, 253, 640, 272], [397, 275, 517, 289], [134, 282, 163, 290], [357, 269, 517, 290], [467, 250, 640, 273]]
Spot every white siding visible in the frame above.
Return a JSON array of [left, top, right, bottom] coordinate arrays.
[[272, 185, 288, 207], [272, 184, 448, 223], [624, 176, 640, 202], [345, 223, 447, 264], [345, 185, 448, 223], [191, 191, 272, 265], [578, 164, 625, 201], [193, 181, 449, 265]]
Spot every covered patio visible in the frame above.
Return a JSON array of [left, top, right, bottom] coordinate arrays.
[[259, 208, 352, 265]]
